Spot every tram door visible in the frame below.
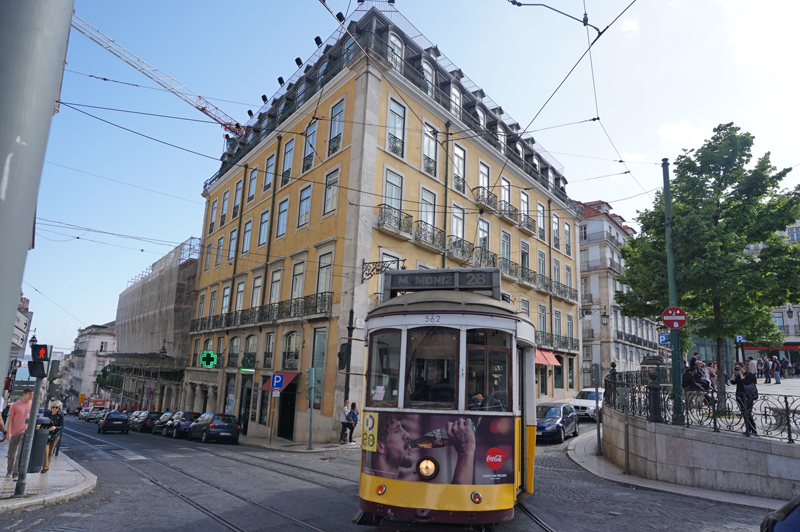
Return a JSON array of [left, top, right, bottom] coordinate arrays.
[[278, 381, 297, 440]]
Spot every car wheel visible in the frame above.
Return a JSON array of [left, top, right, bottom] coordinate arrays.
[[201, 430, 209, 444], [173, 427, 179, 439], [186, 431, 192, 442], [573, 421, 579, 438], [558, 427, 565, 444]]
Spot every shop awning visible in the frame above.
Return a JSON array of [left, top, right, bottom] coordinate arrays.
[[744, 344, 800, 351], [535, 349, 561, 366]]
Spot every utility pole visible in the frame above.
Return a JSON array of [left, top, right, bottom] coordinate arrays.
[[0, 1, 74, 392], [662, 159, 683, 423]]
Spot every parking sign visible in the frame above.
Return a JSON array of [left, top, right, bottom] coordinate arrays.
[[271, 373, 284, 389], [658, 333, 670, 345], [735, 335, 745, 344]]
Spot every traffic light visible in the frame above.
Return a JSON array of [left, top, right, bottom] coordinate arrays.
[[337, 343, 350, 371], [47, 360, 62, 399], [29, 344, 51, 377], [304, 367, 316, 405]]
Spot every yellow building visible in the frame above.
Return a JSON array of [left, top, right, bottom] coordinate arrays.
[[187, 4, 583, 443]]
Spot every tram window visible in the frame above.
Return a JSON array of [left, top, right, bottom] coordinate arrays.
[[406, 327, 459, 409], [466, 329, 511, 412], [367, 329, 401, 407]]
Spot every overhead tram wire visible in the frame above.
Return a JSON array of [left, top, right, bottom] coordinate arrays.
[[23, 281, 86, 325]]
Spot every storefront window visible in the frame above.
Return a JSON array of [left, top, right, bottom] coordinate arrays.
[[366, 330, 401, 408], [406, 327, 459, 409], [554, 355, 564, 389]]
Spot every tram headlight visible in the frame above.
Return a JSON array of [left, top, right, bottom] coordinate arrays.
[[376, 484, 386, 495], [471, 491, 483, 504], [416, 457, 439, 481]]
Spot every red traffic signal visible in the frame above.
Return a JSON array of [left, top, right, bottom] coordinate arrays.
[[31, 344, 51, 361]]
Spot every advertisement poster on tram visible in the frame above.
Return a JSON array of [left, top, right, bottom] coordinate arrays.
[[360, 412, 514, 485]]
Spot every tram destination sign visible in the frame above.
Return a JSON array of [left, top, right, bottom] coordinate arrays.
[[383, 268, 501, 301]]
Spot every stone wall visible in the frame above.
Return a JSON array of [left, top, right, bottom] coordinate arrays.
[[602, 406, 800, 498]]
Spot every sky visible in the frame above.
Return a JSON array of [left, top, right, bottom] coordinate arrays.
[[22, 0, 800, 352]]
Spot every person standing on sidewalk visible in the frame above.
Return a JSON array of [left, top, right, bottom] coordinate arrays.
[[748, 357, 758, 377], [6, 388, 33, 480], [346, 402, 359, 445], [730, 363, 758, 436], [772, 356, 781, 384], [339, 399, 350, 445], [41, 400, 64, 473], [763, 356, 772, 384]]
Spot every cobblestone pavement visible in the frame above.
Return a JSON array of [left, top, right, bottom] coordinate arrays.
[[523, 422, 766, 532]]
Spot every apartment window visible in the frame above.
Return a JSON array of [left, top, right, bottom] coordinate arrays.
[[501, 231, 511, 260], [221, 286, 231, 312], [388, 34, 403, 71], [215, 237, 223, 266], [264, 154, 275, 190], [553, 214, 560, 244], [323, 170, 338, 214], [422, 62, 434, 96], [538, 305, 547, 333], [303, 122, 317, 172], [501, 178, 511, 205], [233, 180, 243, 214], [221, 190, 229, 219], [521, 299, 530, 317], [251, 276, 262, 308], [537, 204, 546, 237], [452, 206, 465, 239], [198, 293, 207, 317], [282, 140, 294, 185], [317, 252, 332, 293], [554, 310, 562, 337], [581, 224, 588, 240], [420, 189, 435, 226], [476, 107, 486, 129], [258, 211, 269, 246], [291, 262, 304, 299], [553, 258, 561, 283], [521, 241, 530, 270], [564, 223, 571, 254], [209, 200, 217, 232], [228, 229, 237, 260], [520, 191, 529, 216], [204, 243, 212, 271], [565, 265, 573, 289], [479, 162, 490, 189], [388, 100, 405, 157], [385, 170, 403, 210], [477, 219, 489, 250], [538, 250, 546, 275], [276, 199, 288, 237], [248, 168, 258, 201], [329, 101, 344, 155], [296, 80, 306, 103], [497, 126, 506, 152], [422, 124, 437, 176], [450, 86, 461, 117], [269, 270, 281, 304], [242, 221, 252, 254], [567, 314, 574, 339], [298, 187, 311, 227], [453, 144, 465, 187], [209, 290, 217, 316], [217, 337, 225, 360], [235, 281, 245, 311]]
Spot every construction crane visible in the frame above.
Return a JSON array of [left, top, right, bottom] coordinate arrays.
[[70, 13, 244, 136]]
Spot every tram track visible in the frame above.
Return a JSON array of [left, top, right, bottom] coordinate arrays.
[[63, 428, 332, 532], [516, 503, 558, 532]]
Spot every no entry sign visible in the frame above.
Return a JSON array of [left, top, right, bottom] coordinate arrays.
[[662, 307, 687, 329]]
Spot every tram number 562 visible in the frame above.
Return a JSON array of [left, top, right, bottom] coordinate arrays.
[[424, 315, 441, 323]]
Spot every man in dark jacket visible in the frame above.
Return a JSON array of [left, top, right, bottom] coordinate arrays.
[[730, 364, 757, 436], [682, 367, 703, 391], [41, 400, 64, 473]]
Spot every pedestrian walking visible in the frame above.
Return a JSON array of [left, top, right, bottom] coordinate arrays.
[[730, 363, 758, 436], [780, 357, 789, 379], [772, 356, 781, 384], [5, 388, 33, 480], [794, 361, 800, 378], [41, 400, 64, 473], [346, 402, 359, 444], [748, 357, 758, 377], [757, 358, 764, 378], [763, 356, 772, 384], [339, 399, 350, 445]]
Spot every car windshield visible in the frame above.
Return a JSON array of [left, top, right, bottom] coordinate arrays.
[[575, 391, 602, 400], [108, 413, 127, 419], [148, 412, 162, 419], [536, 406, 562, 419], [215, 415, 238, 423]]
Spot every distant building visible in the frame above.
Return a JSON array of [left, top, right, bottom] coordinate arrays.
[[70, 322, 116, 402]]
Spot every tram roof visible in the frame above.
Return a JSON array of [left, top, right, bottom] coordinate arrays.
[[367, 290, 527, 321]]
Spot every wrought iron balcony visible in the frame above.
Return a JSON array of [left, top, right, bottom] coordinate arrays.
[[519, 214, 536, 235], [453, 174, 466, 194], [583, 328, 595, 340], [473, 186, 497, 211], [303, 292, 333, 316], [208, 221, 215, 234], [580, 230, 623, 248], [538, 226, 545, 240], [581, 258, 624, 273], [278, 298, 305, 320], [232, 205, 239, 219], [423, 155, 436, 176], [473, 246, 498, 268], [232, 310, 248, 327], [328, 134, 341, 156], [281, 169, 291, 187], [388, 133, 404, 157], [283, 350, 300, 370], [582, 292, 594, 304], [263, 351, 273, 369], [447, 235, 474, 261], [499, 200, 518, 223], [536, 331, 554, 348], [415, 220, 445, 250], [499, 257, 519, 278], [553, 335, 579, 351], [220, 213, 227, 226], [552, 281, 578, 302], [241, 352, 257, 369], [302, 153, 313, 173], [565, 242, 571, 256], [377, 203, 413, 237], [553, 235, 560, 250], [226, 353, 239, 368]]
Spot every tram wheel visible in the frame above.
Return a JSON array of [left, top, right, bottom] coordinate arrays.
[[558, 427, 565, 444]]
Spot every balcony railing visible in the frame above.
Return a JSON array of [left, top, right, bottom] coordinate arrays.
[[580, 230, 623, 248], [553, 235, 560, 250], [328, 133, 342, 156], [536, 331, 553, 348], [283, 350, 299, 370], [447, 235, 474, 261], [499, 200, 518, 223], [552, 281, 578, 302], [565, 242, 571, 256], [378, 203, 413, 236], [263, 351, 273, 369], [220, 213, 227, 226], [281, 169, 291, 187], [226, 353, 239, 368], [241, 352, 257, 369], [583, 328, 595, 340], [189, 292, 332, 333], [453, 174, 466, 194], [553, 335, 579, 351], [520, 267, 552, 293], [519, 214, 536, 235], [779, 325, 790, 334], [302, 153, 313, 173], [388, 133, 404, 157], [581, 258, 624, 273], [499, 257, 519, 278], [473, 187, 497, 211], [474, 246, 498, 267], [582, 292, 594, 304], [423, 155, 437, 176], [415, 220, 445, 250]]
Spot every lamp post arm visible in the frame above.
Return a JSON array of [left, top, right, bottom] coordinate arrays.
[[509, 1, 603, 35]]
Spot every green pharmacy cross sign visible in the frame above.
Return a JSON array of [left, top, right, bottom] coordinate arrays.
[[199, 350, 217, 369]]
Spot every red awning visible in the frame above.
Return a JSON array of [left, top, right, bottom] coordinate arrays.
[[535, 349, 561, 366], [744, 344, 800, 351]]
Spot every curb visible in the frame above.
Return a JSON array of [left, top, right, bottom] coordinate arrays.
[[239, 440, 362, 453], [0, 451, 97, 515]]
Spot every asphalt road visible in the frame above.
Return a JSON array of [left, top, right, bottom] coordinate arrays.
[[1, 418, 766, 532]]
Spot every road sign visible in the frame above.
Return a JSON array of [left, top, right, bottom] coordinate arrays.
[[272, 390, 280, 397], [735, 335, 746, 344], [11, 328, 25, 348], [662, 307, 687, 329], [271, 373, 284, 389], [15, 311, 29, 334], [147, 390, 154, 398], [658, 333, 670, 345]]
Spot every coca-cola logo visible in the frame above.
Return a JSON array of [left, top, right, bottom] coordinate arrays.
[[485, 447, 504, 470]]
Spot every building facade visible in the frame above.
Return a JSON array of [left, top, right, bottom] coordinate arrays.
[[579, 201, 659, 383], [188, 4, 584, 443], [70, 321, 116, 402]]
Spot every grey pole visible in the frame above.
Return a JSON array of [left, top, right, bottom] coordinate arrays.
[[595, 383, 601, 456], [0, 1, 74, 378], [13, 374, 45, 497], [662, 158, 684, 423]]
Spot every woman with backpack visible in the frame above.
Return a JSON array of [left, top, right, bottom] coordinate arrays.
[[346, 402, 359, 445]]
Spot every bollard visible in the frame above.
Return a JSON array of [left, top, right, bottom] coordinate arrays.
[[647, 371, 663, 423]]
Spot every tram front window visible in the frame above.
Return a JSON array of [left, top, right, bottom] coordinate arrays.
[[406, 327, 458, 409], [466, 329, 512, 412], [367, 329, 401, 407]]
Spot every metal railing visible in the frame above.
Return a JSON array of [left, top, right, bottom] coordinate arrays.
[[520, 267, 552, 293], [241, 352, 257, 369], [328, 133, 342, 156], [423, 155, 436, 176], [453, 174, 466, 194], [226, 353, 239, 368], [281, 169, 291, 187], [779, 325, 790, 334], [499, 257, 519, 277], [519, 214, 536, 235], [474, 246, 498, 267], [581, 258, 624, 273], [262, 351, 273, 369], [582, 292, 594, 303], [447, 235, 474, 261], [499, 200, 518, 223], [473, 186, 497, 211], [388, 133, 404, 157], [283, 351, 300, 371], [552, 280, 578, 301], [536, 331, 553, 348], [580, 231, 623, 248], [378, 203, 413, 235], [553, 335, 579, 351], [190, 292, 333, 332], [302, 153, 313, 173], [415, 220, 445, 250], [583, 328, 595, 340]]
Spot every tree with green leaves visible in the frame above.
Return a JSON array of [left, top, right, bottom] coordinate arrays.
[[617, 123, 800, 391]]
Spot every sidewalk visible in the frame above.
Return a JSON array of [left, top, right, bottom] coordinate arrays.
[[239, 433, 362, 453], [0, 443, 96, 514], [566, 430, 786, 511]]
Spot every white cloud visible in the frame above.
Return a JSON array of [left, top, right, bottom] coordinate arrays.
[[657, 121, 714, 153], [619, 18, 640, 33]]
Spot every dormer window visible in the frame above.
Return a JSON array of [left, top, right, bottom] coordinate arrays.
[[389, 34, 403, 71], [450, 86, 461, 118], [422, 62, 434, 97], [497, 126, 506, 153], [296, 81, 306, 103], [476, 108, 486, 129], [319, 61, 328, 77]]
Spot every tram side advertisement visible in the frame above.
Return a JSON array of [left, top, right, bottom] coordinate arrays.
[[361, 412, 514, 485]]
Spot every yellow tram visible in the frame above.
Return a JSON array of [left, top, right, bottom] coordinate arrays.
[[354, 268, 538, 528]]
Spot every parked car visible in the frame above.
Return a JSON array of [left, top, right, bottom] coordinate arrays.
[[78, 407, 91, 420], [94, 409, 109, 423], [762, 493, 800, 531], [165, 411, 201, 438], [132, 411, 162, 433], [152, 412, 174, 435], [85, 406, 104, 422], [98, 410, 130, 434], [535, 403, 579, 443], [188, 413, 240, 444], [569, 388, 605, 421]]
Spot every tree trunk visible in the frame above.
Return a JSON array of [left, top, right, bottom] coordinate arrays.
[[713, 296, 726, 394]]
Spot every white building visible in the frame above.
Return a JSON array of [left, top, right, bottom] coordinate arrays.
[[71, 321, 116, 401]]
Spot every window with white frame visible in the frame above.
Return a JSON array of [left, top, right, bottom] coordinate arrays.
[[553, 258, 560, 283], [422, 124, 437, 176], [452, 206, 465, 239], [197, 294, 205, 319], [385, 170, 403, 210], [479, 162, 490, 189], [520, 191, 529, 216], [564, 223, 571, 255], [450, 86, 461, 117], [422, 62, 434, 96], [221, 286, 231, 312], [537, 203, 546, 237], [209, 200, 217, 233], [291, 262, 304, 299], [420, 189, 435, 226], [208, 290, 217, 316], [567, 314, 574, 339], [329, 101, 344, 155], [303, 122, 317, 171], [221, 190, 229, 219], [554, 310, 562, 336], [264, 154, 275, 190], [538, 305, 547, 333], [317, 252, 332, 293], [453, 144, 465, 184], [389, 34, 403, 71], [388, 100, 405, 157], [501, 178, 511, 206], [565, 265, 572, 289], [497, 126, 506, 153], [282, 140, 294, 184], [501, 231, 511, 261], [242, 221, 252, 254], [216, 237, 223, 266], [537, 250, 546, 275], [228, 229, 237, 260], [521, 299, 530, 317], [269, 270, 281, 304], [251, 276, 262, 308], [323, 169, 338, 214], [248, 168, 258, 201], [258, 211, 269, 246], [276, 199, 288, 237], [520, 241, 530, 270], [297, 187, 311, 227], [204, 243, 212, 271], [234, 180, 243, 215], [235, 281, 245, 311], [553, 213, 560, 246], [477, 219, 489, 250]]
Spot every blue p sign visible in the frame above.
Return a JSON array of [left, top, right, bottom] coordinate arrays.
[[658, 333, 669, 345], [736, 335, 745, 344], [271, 373, 284, 390]]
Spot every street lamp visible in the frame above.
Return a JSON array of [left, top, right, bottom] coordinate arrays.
[[28, 328, 37, 347], [787, 304, 794, 319], [601, 310, 609, 327], [159, 339, 167, 358]]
